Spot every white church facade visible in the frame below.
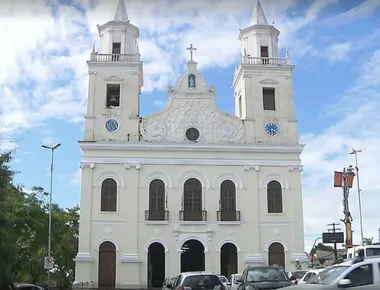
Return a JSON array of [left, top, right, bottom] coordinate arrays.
[[74, 0, 307, 288]]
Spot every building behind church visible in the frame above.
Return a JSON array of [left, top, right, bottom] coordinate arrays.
[[74, 0, 307, 288]]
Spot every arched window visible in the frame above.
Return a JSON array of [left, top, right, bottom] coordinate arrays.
[[148, 179, 166, 220], [182, 178, 203, 221], [219, 180, 238, 221], [267, 181, 283, 213], [101, 178, 117, 212]]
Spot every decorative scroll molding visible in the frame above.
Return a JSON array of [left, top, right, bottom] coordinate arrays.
[[80, 162, 95, 169], [140, 98, 245, 144], [288, 165, 303, 172], [125, 163, 141, 170], [244, 165, 260, 171]]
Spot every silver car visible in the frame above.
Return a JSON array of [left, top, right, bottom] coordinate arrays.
[[282, 256, 380, 289], [226, 274, 241, 290]]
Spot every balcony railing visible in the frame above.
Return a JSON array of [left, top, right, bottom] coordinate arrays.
[[179, 210, 207, 221], [242, 56, 289, 66], [90, 53, 140, 62], [145, 210, 169, 221], [217, 211, 241, 222]]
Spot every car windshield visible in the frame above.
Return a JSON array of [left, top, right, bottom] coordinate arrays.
[[366, 247, 380, 256], [308, 266, 349, 285], [183, 275, 222, 290], [219, 276, 227, 283], [246, 268, 288, 282]]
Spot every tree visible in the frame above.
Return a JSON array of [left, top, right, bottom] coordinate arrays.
[[0, 152, 79, 289], [363, 237, 373, 245], [0, 152, 20, 289]]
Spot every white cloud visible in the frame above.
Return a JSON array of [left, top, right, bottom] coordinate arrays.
[[1, 0, 380, 252], [301, 49, 380, 251]]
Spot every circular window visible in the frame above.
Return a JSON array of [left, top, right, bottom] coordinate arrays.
[[105, 118, 119, 133], [186, 127, 200, 141]]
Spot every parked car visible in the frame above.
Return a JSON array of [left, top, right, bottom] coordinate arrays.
[[237, 266, 295, 290], [297, 268, 325, 284], [287, 270, 307, 285], [168, 272, 225, 290], [163, 277, 177, 290], [218, 275, 228, 287], [282, 256, 380, 289], [226, 274, 242, 290]]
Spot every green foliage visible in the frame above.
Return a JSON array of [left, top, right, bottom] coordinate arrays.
[[363, 237, 373, 245], [0, 152, 79, 289]]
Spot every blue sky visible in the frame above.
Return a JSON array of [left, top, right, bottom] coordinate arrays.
[[1, 0, 380, 250]]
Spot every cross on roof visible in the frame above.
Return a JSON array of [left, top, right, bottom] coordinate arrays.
[[186, 44, 197, 61]]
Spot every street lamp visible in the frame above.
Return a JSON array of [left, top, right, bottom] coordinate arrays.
[[348, 147, 366, 246], [41, 143, 61, 288]]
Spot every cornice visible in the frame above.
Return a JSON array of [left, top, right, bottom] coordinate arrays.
[[78, 141, 304, 154], [80, 157, 302, 168]]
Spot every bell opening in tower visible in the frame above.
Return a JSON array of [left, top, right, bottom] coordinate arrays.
[[106, 84, 121, 107], [112, 42, 121, 61]]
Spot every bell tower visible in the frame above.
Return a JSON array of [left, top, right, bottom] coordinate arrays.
[[83, 0, 143, 142], [232, 0, 298, 145]]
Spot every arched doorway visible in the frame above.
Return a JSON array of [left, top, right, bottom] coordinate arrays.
[[268, 243, 285, 268], [181, 239, 205, 272], [220, 243, 238, 277], [147, 243, 165, 288], [98, 241, 116, 288]]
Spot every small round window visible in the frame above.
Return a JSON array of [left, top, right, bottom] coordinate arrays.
[[186, 127, 200, 141]]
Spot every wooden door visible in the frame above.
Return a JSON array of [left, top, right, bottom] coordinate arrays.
[[98, 242, 116, 288]]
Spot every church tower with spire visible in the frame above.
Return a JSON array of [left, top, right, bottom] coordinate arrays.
[[83, 0, 143, 142], [233, 0, 297, 145]]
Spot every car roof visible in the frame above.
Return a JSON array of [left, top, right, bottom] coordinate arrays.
[[181, 271, 218, 277]]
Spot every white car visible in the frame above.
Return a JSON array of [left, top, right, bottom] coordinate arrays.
[[218, 275, 228, 286], [226, 274, 242, 290], [298, 268, 325, 284]]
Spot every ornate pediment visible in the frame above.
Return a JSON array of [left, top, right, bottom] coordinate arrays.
[[140, 58, 245, 144], [140, 98, 245, 144], [259, 78, 279, 84]]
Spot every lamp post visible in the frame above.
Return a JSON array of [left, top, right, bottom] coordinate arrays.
[[41, 143, 61, 288], [349, 147, 365, 246]]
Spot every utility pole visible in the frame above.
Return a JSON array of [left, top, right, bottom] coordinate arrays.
[[328, 223, 341, 262], [334, 166, 355, 249]]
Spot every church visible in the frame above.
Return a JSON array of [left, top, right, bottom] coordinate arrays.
[[74, 0, 306, 288]]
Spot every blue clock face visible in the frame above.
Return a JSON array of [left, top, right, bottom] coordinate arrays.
[[265, 122, 279, 136], [105, 119, 119, 132]]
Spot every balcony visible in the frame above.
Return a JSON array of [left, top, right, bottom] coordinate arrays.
[[90, 53, 140, 62], [145, 210, 169, 221], [179, 210, 207, 222], [217, 211, 241, 222], [242, 56, 289, 66]]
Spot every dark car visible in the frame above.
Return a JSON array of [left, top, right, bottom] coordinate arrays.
[[237, 266, 296, 290]]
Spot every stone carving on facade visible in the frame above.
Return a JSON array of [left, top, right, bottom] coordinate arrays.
[[140, 60, 245, 144], [140, 99, 245, 144]]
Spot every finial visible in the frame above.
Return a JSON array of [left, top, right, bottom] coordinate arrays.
[[91, 44, 96, 54], [186, 44, 197, 61], [114, 0, 129, 22], [251, 0, 269, 25]]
